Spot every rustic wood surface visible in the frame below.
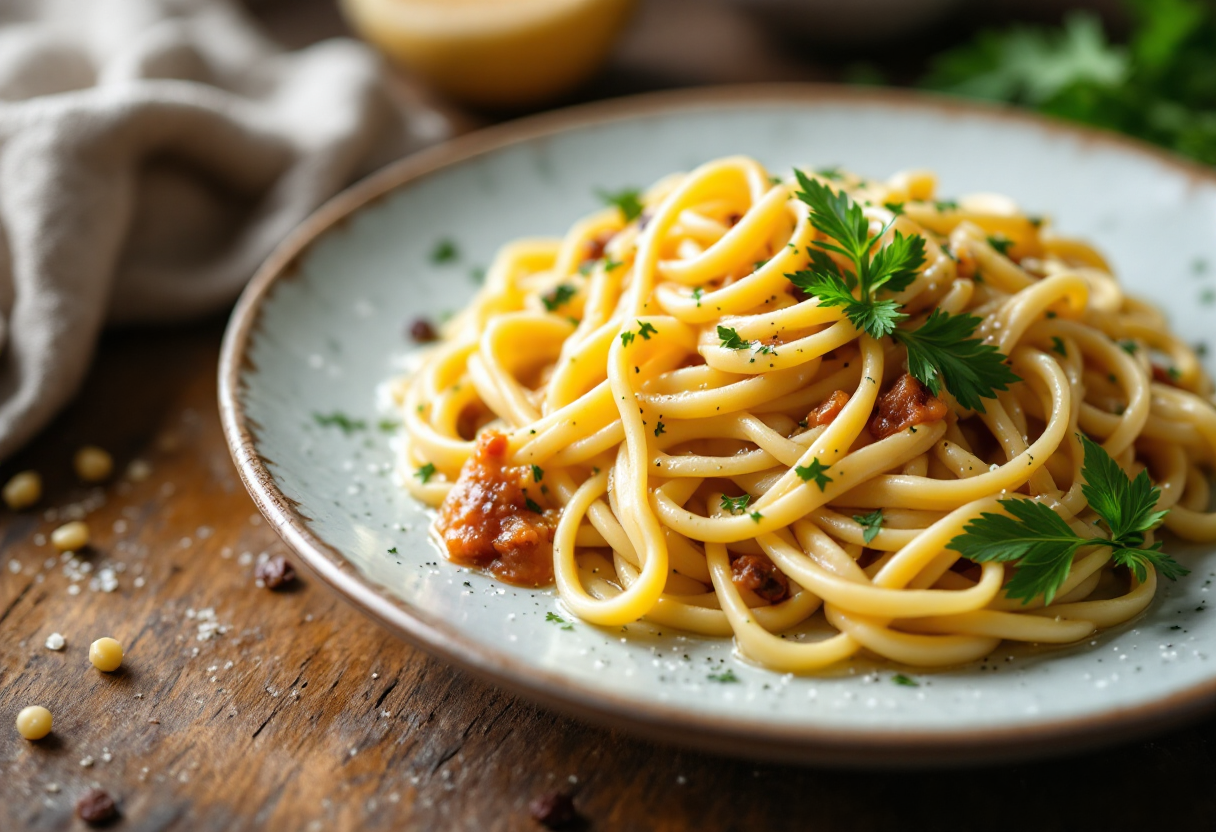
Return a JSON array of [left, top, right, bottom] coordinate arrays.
[[3, 2, 1216, 830]]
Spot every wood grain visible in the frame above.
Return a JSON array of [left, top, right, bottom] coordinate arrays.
[[2, 2, 1216, 830]]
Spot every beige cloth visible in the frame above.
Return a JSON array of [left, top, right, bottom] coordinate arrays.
[[0, 0, 444, 459]]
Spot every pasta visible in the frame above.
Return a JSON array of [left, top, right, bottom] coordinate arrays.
[[391, 156, 1216, 673]]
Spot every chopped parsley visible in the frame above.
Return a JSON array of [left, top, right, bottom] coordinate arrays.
[[620, 330, 635, 347], [313, 411, 366, 435], [717, 325, 749, 350], [430, 238, 458, 264], [853, 509, 884, 545], [597, 187, 644, 221], [545, 611, 574, 631], [415, 463, 436, 483], [891, 673, 919, 687], [749, 511, 763, 523], [946, 434, 1188, 605], [1050, 336, 1068, 357], [707, 669, 740, 683], [604, 257, 624, 272], [542, 284, 576, 311], [654, 421, 666, 437], [691, 286, 704, 307], [795, 458, 833, 490], [531, 464, 544, 482], [377, 419, 400, 433], [987, 234, 1014, 255], [524, 496, 544, 514], [388, 546, 398, 554], [638, 320, 658, 340], [1119, 339, 1139, 355], [720, 494, 752, 515]]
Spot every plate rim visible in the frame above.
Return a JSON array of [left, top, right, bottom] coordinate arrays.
[[218, 83, 1216, 766]]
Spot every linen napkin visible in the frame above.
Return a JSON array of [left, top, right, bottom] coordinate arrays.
[[0, 0, 446, 460]]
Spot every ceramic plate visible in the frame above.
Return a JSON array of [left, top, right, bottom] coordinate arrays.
[[220, 87, 1216, 766]]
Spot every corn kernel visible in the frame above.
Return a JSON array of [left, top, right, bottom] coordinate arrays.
[[2, 471, 41, 510], [89, 637, 123, 672], [74, 446, 113, 483], [16, 705, 52, 740], [51, 521, 90, 552]]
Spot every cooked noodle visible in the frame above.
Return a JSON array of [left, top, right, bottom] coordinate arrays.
[[391, 156, 1216, 673]]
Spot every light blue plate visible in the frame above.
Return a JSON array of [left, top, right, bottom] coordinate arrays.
[[220, 87, 1216, 765]]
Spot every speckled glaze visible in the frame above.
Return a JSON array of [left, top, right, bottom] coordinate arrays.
[[220, 87, 1216, 766]]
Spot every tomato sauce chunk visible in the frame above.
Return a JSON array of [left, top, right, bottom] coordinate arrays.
[[436, 431, 555, 587], [806, 390, 851, 428], [869, 373, 949, 441], [731, 553, 790, 604]]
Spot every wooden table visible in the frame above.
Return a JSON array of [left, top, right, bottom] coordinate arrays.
[[3, 2, 1215, 830]]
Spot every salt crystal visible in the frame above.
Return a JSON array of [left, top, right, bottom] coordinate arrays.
[[45, 633, 65, 651]]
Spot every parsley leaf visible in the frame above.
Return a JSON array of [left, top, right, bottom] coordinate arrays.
[[654, 421, 666, 437], [717, 326, 749, 350], [891, 309, 1020, 413], [598, 187, 644, 221], [620, 330, 636, 347], [891, 673, 919, 687], [637, 320, 658, 340], [720, 493, 751, 514], [531, 464, 544, 482], [1051, 336, 1068, 357], [749, 511, 763, 523], [707, 669, 740, 683], [431, 238, 459, 264], [795, 458, 832, 490], [691, 286, 704, 307], [1078, 434, 1168, 546], [947, 435, 1188, 604], [542, 284, 576, 312], [987, 235, 1015, 255], [415, 463, 436, 483], [524, 496, 544, 514], [545, 611, 574, 631], [787, 174, 925, 339], [948, 498, 1086, 605], [853, 509, 884, 544]]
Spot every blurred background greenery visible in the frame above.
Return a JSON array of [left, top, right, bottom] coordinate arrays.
[[247, 0, 1216, 165]]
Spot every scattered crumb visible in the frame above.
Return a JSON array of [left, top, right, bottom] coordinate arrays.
[[45, 633, 65, 651], [79, 756, 94, 767]]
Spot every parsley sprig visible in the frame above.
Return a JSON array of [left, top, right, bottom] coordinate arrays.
[[786, 172, 925, 339], [947, 435, 1188, 605], [786, 174, 1019, 413], [891, 310, 1020, 413]]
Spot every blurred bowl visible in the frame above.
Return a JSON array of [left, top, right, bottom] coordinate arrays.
[[722, 0, 967, 45], [340, 0, 637, 109]]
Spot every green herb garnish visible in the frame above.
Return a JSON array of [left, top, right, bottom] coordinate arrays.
[[313, 411, 366, 435], [854, 509, 884, 545], [542, 284, 576, 312], [891, 309, 1021, 413], [717, 325, 749, 350], [430, 239, 458, 263], [598, 187, 644, 221], [415, 463, 436, 483], [785, 173, 925, 339], [720, 494, 752, 515], [946, 435, 1188, 605], [795, 458, 833, 490]]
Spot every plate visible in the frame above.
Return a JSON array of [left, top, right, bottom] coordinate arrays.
[[219, 86, 1216, 765]]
